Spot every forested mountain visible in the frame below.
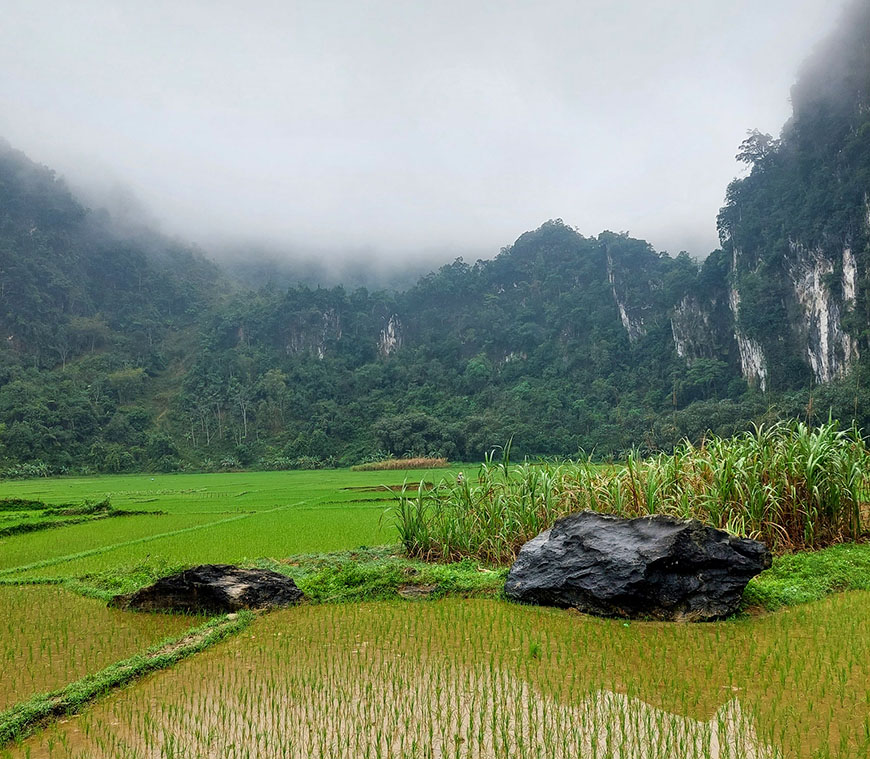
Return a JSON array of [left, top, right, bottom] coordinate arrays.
[[1, 3, 869, 474], [716, 1, 870, 391], [0, 141, 225, 473]]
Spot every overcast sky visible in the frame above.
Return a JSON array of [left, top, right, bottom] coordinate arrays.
[[0, 0, 848, 264]]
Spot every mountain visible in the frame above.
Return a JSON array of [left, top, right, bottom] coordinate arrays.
[[0, 142, 225, 473], [715, 1, 870, 391], [1, 3, 869, 474]]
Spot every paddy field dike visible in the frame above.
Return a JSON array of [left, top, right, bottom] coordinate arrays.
[[1, 464, 869, 758]]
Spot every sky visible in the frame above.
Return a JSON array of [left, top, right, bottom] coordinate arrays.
[[0, 0, 849, 265]]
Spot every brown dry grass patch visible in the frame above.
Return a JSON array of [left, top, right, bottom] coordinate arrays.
[[351, 457, 448, 471]]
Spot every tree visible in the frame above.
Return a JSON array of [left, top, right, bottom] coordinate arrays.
[[736, 129, 780, 166], [107, 367, 146, 404], [69, 314, 110, 353]]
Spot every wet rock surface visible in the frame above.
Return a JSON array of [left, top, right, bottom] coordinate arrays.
[[113, 564, 304, 613], [504, 512, 771, 621]]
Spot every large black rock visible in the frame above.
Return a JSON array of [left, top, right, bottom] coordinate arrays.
[[504, 512, 771, 621], [113, 564, 304, 613]]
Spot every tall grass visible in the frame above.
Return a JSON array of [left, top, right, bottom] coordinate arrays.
[[391, 422, 870, 563], [351, 457, 449, 471]]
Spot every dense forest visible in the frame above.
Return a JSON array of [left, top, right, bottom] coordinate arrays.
[[1, 3, 870, 475]]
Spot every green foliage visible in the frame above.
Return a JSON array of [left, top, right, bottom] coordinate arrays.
[[256, 549, 505, 604], [744, 542, 870, 610], [0, 497, 158, 538], [2, 5, 870, 472], [718, 3, 870, 390], [0, 612, 252, 746], [392, 422, 870, 563]]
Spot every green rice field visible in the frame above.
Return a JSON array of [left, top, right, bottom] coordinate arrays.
[[0, 586, 200, 711], [1, 466, 869, 758], [5, 595, 870, 758], [0, 468, 457, 577]]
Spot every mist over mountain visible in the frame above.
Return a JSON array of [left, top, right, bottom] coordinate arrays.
[[1, 2, 869, 475], [0, 0, 847, 264], [216, 246, 459, 292]]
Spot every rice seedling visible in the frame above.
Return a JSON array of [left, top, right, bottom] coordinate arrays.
[[0, 514, 222, 574], [392, 422, 870, 563], [4, 594, 868, 758], [9, 503, 392, 581], [0, 468, 465, 515], [0, 467, 467, 580], [0, 612, 250, 746], [0, 586, 199, 710]]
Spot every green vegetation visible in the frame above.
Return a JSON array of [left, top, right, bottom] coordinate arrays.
[[0, 612, 251, 746], [0, 466, 868, 756], [0, 497, 156, 538], [1, 7, 870, 757], [743, 542, 870, 609], [0, 585, 199, 710], [259, 550, 504, 604], [2, 466, 868, 612], [5, 596, 869, 758], [718, 3, 870, 389], [4, 38, 870, 478], [12, 542, 865, 616], [393, 423, 870, 563], [0, 468, 458, 578], [0, 468, 456, 512], [0, 513, 227, 574]]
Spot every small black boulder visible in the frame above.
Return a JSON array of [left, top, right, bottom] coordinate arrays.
[[112, 564, 304, 613]]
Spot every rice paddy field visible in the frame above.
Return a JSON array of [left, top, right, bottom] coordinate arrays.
[[0, 586, 200, 711], [0, 468, 449, 578], [1, 462, 869, 758], [5, 595, 870, 758]]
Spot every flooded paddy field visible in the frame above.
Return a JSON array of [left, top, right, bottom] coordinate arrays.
[[6, 593, 869, 759], [0, 586, 199, 711]]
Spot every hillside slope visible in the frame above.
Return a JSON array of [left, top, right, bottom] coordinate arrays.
[[0, 142, 225, 473], [716, 1, 870, 391]]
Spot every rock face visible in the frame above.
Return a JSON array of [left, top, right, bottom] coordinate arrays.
[[504, 512, 771, 621], [114, 564, 304, 613]]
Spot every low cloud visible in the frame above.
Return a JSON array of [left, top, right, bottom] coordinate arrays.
[[0, 0, 847, 264]]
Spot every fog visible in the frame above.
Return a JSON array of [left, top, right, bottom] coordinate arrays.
[[0, 0, 848, 266]]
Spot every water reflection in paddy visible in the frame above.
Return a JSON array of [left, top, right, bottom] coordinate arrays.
[[5, 592, 869, 758], [0, 585, 200, 710]]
